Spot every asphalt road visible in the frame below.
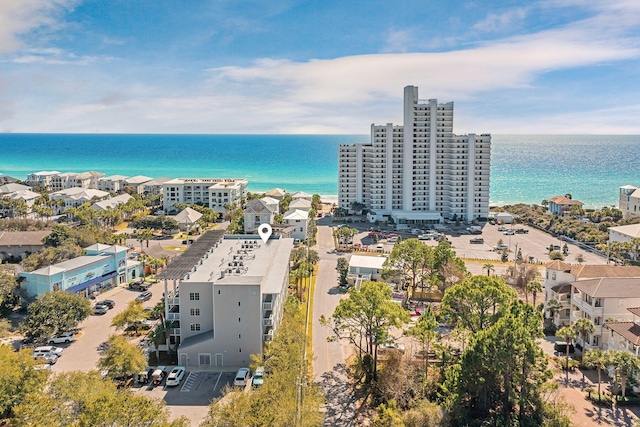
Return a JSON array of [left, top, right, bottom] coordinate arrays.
[[312, 220, 359, 426]]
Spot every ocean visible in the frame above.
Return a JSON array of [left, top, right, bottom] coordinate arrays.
[[1, 133, 638, 208]]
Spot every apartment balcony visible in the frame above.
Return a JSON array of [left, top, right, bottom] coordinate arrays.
[[168, 312, 180, 321], [263, 328, 274, 342], [263, 311, 274, 327], [262, 301, 273, 311]]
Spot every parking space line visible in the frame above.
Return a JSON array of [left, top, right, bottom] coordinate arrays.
[[180, 371, 201, 392], [212, 372, 222, 390]]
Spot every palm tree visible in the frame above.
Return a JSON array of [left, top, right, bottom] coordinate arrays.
[[526, 279, 543, 307], [608, 350, 640, 399], [572, 318, 595, 349], [147, 324, 165, 362], [546, 299, 561, 324], [556, 326, 577, 382], [483, 263, 494, 277], [583, 349, 609, 401]]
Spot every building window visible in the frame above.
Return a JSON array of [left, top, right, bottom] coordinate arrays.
[[190, 292, 200, 301], [190, 323, 201, 331], [190, 308, 200, 316]]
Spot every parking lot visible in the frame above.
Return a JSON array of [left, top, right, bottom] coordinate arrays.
[[336, 218, 607, 266]]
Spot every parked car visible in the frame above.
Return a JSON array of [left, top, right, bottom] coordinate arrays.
[[378, 342, 406, 353], [470, 237, 484, 244], [234, 368, 251, 387], [93, 305, 109, 315], [129, 280, 151, 291], [503, 230, 515, 235], [32, 353, 58, 365], [514, 228, 529, 234], [135, 291, 152, 302], [151, 366, 166, 385], [554, 341, 575, 354], [494, 244, 509, 251], [417, 234, 431, 240], [34, 345, 64, 357], [181, 239, 194, 244], [166, 366, 186, 386], [252, 367, 265, 387], [48, 332, 76, 344], [96, 300, 115, 309], [497, 226, 508, 232]]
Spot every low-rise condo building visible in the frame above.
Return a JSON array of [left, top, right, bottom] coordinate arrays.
[[338, 85, 491, 224], [547, 195, 583, 216], [97, 175, 129, 193], [243, 199, 277, 233], [49, 188, 109, 214], [157, 231, 293, 367], [19, 243, 141, 300], [162, 178, 248, 215]]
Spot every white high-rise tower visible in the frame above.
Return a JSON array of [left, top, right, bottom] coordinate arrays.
[[338, 86, 491, 224]]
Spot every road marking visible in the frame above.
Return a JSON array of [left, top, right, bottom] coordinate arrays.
[[212, 371, 222, 390], [180, 371, 200, 392]]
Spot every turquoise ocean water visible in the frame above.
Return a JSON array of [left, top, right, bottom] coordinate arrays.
[[0, 134, 638, 208]]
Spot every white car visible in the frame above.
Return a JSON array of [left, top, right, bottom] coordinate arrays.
[[387, 237, 398, 243], [234, 368, 251, 387], [32, 353, 58, 365], [34, 345, 64, 357], [48, 332, 76, 344], [252, 367, 265, 387], [417, 234, 431, 240], [165, 366, 186, 386]]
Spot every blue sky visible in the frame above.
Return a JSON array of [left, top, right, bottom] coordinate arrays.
[[1, 0, 639, 134]]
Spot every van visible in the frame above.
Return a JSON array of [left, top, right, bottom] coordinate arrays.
[[234, 368, 251, 387], [554, 341, 575, 354]]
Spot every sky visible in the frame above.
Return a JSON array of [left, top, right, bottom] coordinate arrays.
[[1, 0, 640, 134]]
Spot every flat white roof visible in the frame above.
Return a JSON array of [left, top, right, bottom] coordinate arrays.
[[184, 236, 293, 294], [349, 254, 388, 270]]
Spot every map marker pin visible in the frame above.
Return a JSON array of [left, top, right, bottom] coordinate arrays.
[[258, 224, 272, 243]]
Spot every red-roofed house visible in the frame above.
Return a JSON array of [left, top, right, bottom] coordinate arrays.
[[548, 195, 583, 216]]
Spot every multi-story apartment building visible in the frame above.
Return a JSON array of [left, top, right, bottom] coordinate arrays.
[[544, 261, 640, 328], [570, 277, 640, 351], [619, 185, 640, 220], [124, 176, 153, 194], [243, 199, 277, 233], [49, 188, 109, 214], [157, 232, 293, 367], [97, 175, 129, 193], [162, 178, 248, 215], [338, 86, 491, 224], [26, 171, 61, 190]]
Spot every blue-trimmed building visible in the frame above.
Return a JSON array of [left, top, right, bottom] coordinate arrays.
[[20, 244, 142, 299]]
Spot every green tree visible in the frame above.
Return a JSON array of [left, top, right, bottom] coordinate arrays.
[[607, 350, 640, 399], [12, 370, 189, 426], [556, 326, 577, 383], [446, 302, 550, 425], [383, 239, 430, 296], [20, 291, 92, 339], [0, 265, 17, 306], [0, 345, 49, 418], [483, 263, 494, 277], [583, 348, 609, 400], [440, 276, 517, 333], [572, 317, 595, 349], [373, 400, 405, 427], [321, 281, 409, 382], [546, 299, 561, 322], [525, 278, 543, 306], [336, 257, 349, 286], [405, 307, 438, 375], [111, 300, 146, 333], [20, 244, 84, 272], [97, 335, 147, 381]]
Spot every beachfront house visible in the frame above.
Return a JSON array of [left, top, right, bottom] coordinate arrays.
[[289, 198, 312, 212], [97, 175, 129, 193], [291, 191, 313, 202], [162, 178, 248, 216], [619, 185, 640, 220], [125, 176, 153, 194], [264, 188, 286, 200], [91, 194, 133, 212], [548, 195, 583, 216]]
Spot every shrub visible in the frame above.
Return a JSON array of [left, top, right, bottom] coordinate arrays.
[[543, 323, 557, 336]]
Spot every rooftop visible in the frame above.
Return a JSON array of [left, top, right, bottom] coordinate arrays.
[[0, 231, 50, 246], [156, 230, 226, 280], [605, 322, 640, 346], [609, 224, 640, 238], [571, 277, 640, 298], [349, 254, 388, 270]]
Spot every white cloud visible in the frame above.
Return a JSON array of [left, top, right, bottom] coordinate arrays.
[[0, 0, 76, 54], [473, 7, 529, 32]]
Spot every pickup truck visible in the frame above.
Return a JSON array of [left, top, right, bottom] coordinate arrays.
[[129, 281, 151, 291]]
